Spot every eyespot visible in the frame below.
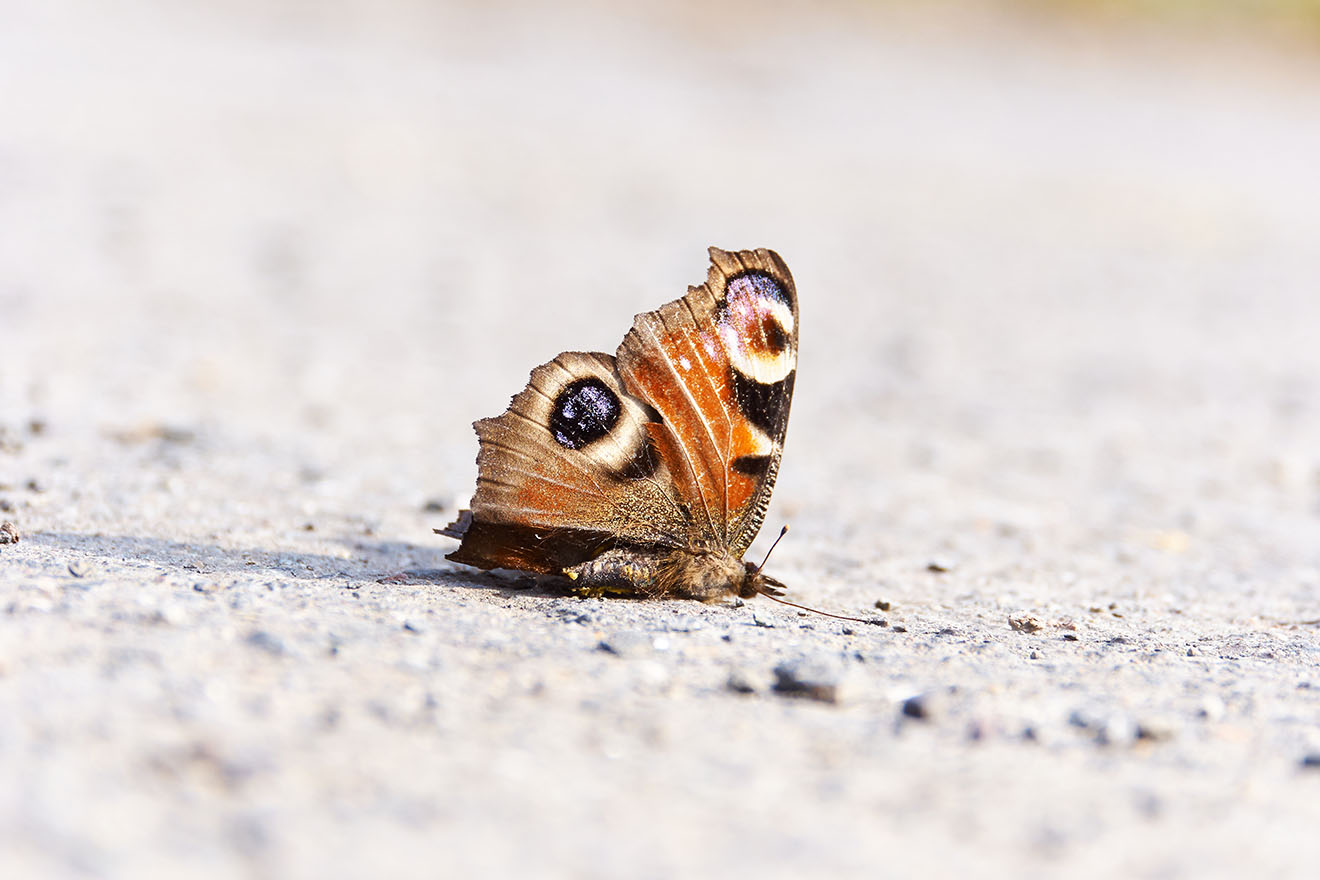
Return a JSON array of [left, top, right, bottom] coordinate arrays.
[[719, 272, 795, 384], [549, 377, 621, 449]]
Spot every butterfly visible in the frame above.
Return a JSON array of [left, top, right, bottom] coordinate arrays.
[[438, 247, 797, 602]]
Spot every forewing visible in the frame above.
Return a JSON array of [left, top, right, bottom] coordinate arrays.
[[615, 247, 798, 555]]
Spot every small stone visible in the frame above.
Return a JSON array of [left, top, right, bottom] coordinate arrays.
[[874, 599, 892, 611], [244, 630, 286, 656], [726, 669, 758, 695], [926, 559, 953, 573], [1069, 708, 1137, 746], [751, 609, 776, 628], [0, 521, 18, 544], [1135, 717, 1178, 742], [1009, 615, 1043, 633], [421, 498, 448, 513], [890, 624, 906, 633], [772, 657, 844, 703], [598, 631, 653, 657], [901, 693, 933, 720], [68, 560, 93, 578], [24, 479, 42, 493], [402, 620, 423, 634], [1062, 633, 1079, 642], [1300, 754, 1320, 769], [0, 499, 13, 513]]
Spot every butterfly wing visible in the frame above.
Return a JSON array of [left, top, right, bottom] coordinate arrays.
[[443, 351, 690, 573], [443, 247, 798, 574], [615, 247, 798, 555]]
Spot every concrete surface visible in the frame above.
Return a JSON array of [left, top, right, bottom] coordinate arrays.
[[3, 2, 1320, 877]]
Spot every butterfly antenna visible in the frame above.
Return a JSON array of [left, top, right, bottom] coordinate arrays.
[[752, 525, 884, 626], [755, 525, 790, 575], [758, 591, 882, 624]]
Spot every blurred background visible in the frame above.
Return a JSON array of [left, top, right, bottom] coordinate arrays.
[[4, 0, 1319, 559]]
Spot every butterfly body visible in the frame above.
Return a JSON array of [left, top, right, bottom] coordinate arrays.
[[440, 247, 798, 601]]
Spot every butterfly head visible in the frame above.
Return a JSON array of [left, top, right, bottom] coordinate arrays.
[[739, 563, 787, 599]]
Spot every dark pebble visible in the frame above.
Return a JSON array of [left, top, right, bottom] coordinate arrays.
[[244, 630, 286, 656], [901, 693, 932, 720], [0, 521, 18, 545], [726, 670, 758, 695], [598, 631, 652, 657], [772, 657, 843, 703]]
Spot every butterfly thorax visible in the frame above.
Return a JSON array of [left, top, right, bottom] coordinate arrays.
[[562, 546, 783, 602]]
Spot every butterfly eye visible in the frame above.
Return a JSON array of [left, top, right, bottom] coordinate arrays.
[[549, 377, 621, 449]]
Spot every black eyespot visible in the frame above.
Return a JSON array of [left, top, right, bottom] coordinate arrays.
[[550, 378, 620, 449]]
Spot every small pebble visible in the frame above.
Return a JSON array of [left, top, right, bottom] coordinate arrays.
[[751, 610, 776, 628], [68, 560, 93, 578], [1197, 695, 1226, 721], [926, 559, 953, 573], [1009, 615, 1043, 633], [598, 631, 653, 657], [1069, 708, 1138, 746], [901, 693, 933, 720], [244, 630, 286, 656], [1300, 754, 1320, 770], [726, 669, 758, 695], [0, 521, 19, 544], [1135, 717, 1178, 742], [874, 599, 891, 611], [663, 615, 706, 633], [772, 657, 843, 703]]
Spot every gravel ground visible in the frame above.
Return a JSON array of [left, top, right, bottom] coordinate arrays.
[[3, 2, 1320, 878]]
